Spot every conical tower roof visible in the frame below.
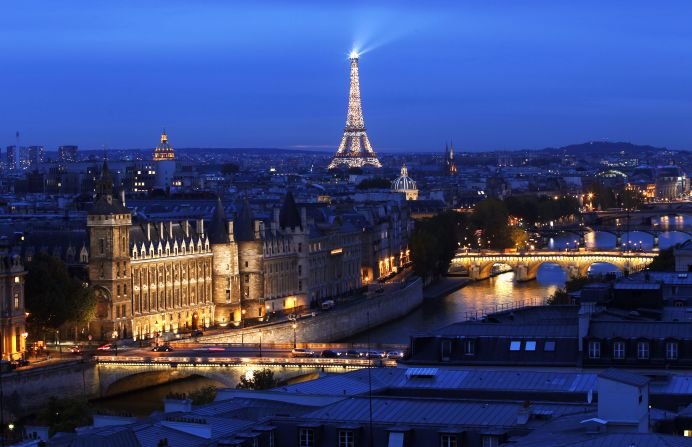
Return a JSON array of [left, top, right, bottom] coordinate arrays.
[[279, 191, 302, 230], [208, 196, 229, 244], [234, 197, 255, 242]]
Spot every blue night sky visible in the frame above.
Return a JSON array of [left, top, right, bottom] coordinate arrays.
[[3, 1, 692, 152]]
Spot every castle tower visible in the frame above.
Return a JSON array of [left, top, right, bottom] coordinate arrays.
[[328, 52, 382, 170], [153, 129, 176, 190], [87, 160, 132, 340], [234, 198, 264, 324], [208, 197, 240, 326]]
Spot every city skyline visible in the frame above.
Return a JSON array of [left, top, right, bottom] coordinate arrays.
[[4, 1, 692, 152]]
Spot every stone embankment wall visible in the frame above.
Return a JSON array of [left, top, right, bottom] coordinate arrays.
[[2, 360, 98, 419], [191, 278, 423, 344]]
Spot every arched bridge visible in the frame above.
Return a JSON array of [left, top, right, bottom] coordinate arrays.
[[450, 250, 657, 281]]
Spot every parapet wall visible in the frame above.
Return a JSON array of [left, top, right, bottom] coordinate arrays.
[[194, 277, 423, 344]]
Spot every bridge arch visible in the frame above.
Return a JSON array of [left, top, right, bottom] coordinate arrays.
[[580, 261, 622, 278]]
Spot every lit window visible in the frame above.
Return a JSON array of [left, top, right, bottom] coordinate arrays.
[[588, 341, 601, 359], [299, 429, 315, 447], [684, 429, 692, 437], [666, 342, 678, 360], [613, 341, 625, 359], [13, 276, 19, 284], [525, 341, 537, 351], [509, 341, 521, 351], [338, 430, 354, 447], [544, 341, 556, 351], [637, 341, 650, 360]]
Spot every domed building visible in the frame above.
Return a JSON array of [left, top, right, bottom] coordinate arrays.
[[153, 129, 176, 190], [391, 164, 418, 200]]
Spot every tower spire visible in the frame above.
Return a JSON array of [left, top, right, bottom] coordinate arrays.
[[328, 52, 382, 170]]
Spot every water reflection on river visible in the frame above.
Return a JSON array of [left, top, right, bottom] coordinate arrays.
[[92, 376, 226, 417]]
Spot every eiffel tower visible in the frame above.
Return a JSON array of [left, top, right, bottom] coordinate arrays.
[[328, 51, 382, 169]]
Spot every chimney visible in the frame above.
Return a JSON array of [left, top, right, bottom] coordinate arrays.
[[274, 207, 280, 225], [197, 219, 204, 237], [147, 222, 151, 240], [159, 222, 164, 240], [578, 302, 593, 353], [120, 189, 126, 207], [228, 221, 234, 242], [300, 207, 307, 230], [184, 220, 190, 238], [254, 220, 261, 239], [168, 221, 174, 239]]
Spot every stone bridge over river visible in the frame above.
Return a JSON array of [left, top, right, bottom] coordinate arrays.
[[450, 250, 657, 281]]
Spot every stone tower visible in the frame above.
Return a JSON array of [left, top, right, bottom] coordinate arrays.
[[208, 197, 240, 326], [87, 160, 132, 340], [234, 198, 265, 323]]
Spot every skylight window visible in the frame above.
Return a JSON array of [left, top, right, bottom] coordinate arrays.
[[525, 341, 537, 351], [544, 341, 556, 351], [509, 341, 521, 351]]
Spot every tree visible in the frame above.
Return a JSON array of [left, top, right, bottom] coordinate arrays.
[[35, 397, 92, 435], [472, 198, 512, 249], [648, 246, 675, 272], [410, 211, 461, 280], [25, 253, 97, 333], [236, 368, 280, 390], [188, 386, 217, 405], [618, 188, 643, 211]]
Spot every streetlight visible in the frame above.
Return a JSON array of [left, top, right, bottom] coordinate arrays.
[[56, 330, 61, 356], [241, 309, 246, 328], [112, 331, 118, 356], [258, 330, 262, 358], [292, 323, 297, 349]]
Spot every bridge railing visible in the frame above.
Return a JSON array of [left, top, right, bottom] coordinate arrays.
[[168, 342, 408, 351], [93, 355, 397, 368], [463, 297, 549, 321]]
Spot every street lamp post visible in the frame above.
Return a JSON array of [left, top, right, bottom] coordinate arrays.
[[259, 330, 262, 358], [112, 331, 118, 356], [292, 323, 297, 349], [241, 309, 246, 328]]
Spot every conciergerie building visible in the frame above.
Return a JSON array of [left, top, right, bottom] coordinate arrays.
[[84, 162, 410, 341]]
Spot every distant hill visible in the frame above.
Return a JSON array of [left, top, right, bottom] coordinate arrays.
[[538, 141, 669, 156]]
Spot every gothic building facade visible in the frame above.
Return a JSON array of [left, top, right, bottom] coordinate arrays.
[[86, 164, 410, 340]]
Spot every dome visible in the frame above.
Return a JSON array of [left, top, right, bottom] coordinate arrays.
[[391, 164, 417, 191]]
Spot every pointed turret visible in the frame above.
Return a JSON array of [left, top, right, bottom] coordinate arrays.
[[90, 159, 129, 215], [208, 196, 230, 244], [234, 197, 255, 242], [279, 191, 302, 230]]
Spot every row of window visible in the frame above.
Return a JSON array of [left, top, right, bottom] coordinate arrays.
[[509, 340, 556, 352], [298, 429, 493, 447], [588, 340, 679, 360]]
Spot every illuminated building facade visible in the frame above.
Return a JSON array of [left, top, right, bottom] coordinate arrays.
[[391, 164, 419, 200], [58, 145, 78, 165], [0, 241, 27, 361], [153, 130, 176, 190], [328, 52, 382, 170]]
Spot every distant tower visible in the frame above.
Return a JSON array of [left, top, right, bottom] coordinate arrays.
[[328, 51, 382, 170], [153, 129, 176, 190], [444, 142, 457, 176]]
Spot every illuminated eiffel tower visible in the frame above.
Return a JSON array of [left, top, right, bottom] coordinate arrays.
[[328, 51, 382, 169]]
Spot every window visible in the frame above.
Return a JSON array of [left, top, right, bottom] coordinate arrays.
[[464, 339, 475, 355], [388, 432, 404, 447], [338, 430, 354, 447], [544, 341, 556, 351], [588, 341, 601, 359], [440, 434, 457, 447], [441, 340, 452, 361], [13, 294, 19, 310], [268, 431, 275, 447], [482, 436, 499, 447], [509, 341, 521, 351], [666, 342, 678, 360], [637, 341, 650, 360], [525, 341, 537, 351], [299, 428, 315, 447], [613, 341, 625, 359]]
